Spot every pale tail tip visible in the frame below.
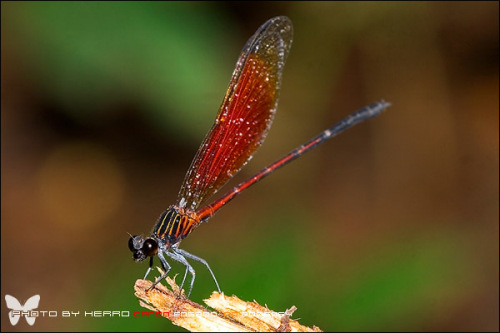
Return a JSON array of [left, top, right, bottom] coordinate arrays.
[[368, 99, 391, 117], [380, 99, 392, 109]]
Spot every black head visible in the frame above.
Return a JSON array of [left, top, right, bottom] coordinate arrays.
[[128, 235, 158, 262]]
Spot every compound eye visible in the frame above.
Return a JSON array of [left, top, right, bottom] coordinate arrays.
[[142, 239, 158, 257]]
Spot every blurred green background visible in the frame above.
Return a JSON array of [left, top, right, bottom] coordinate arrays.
[[1, 1, 498, 332]]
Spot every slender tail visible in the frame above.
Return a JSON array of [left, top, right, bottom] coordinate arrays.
[[197, 100, 390, 221]]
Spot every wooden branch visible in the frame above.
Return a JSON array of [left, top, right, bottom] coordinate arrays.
[[134, 277, 322, 332]]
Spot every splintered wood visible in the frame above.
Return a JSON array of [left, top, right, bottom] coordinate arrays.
[[134, 278, 322, 332]]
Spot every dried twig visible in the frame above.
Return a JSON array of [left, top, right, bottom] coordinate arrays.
[[134, 277, 322, 332]]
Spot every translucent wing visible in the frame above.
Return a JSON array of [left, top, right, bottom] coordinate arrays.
[[176, 16, 293, 211]]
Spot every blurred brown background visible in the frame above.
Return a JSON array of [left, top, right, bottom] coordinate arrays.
[[1, 2, 498, 332]]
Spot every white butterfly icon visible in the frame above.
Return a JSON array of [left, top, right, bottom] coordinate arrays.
[[4, 294, 40, 326]]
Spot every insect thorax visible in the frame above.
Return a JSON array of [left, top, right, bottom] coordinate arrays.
[[152, 205, 199, 246]]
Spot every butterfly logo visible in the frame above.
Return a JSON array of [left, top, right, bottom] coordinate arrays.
[[4, 294, 40, 326]]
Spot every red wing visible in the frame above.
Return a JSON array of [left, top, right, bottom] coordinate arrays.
[[176, 16, 293, 211]]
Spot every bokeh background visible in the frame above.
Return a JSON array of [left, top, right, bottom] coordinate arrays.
[[1, 2, 498, 332]]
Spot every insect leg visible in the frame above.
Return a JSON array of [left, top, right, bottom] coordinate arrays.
[[174, 248, 221, 293], [165, 250, 196, 297], [149, 251, 172, 290], [143, 256, 154, 280]]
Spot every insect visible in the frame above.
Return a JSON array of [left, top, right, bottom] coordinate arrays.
[[129, 16, 389, 297]]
